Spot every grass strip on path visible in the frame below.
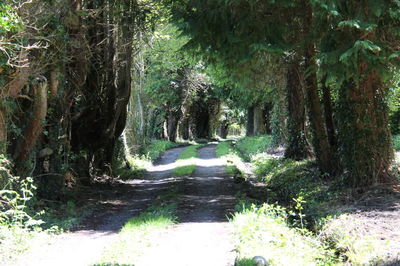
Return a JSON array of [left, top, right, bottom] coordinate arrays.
[[94, 203, 178, 265], [172, 145, 201, 177]]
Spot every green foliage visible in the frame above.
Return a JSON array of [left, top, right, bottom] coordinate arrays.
[[232, 203, 338, 266], [235, 135, 272, 162], [0, 2, 23, 33], [252, 157, 323, 203], [0, 156, 41, 227], [394, 135, 400, 151]]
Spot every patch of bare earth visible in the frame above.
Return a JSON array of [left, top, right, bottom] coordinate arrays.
[[133, 144, 237, 266], [330, 186, 400, 263], [15, 146, 187, 266]]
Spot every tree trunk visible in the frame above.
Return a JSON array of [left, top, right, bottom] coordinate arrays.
[[166, 110, 181, 142], [337, 69, 393, 189], [219, 122, 229, 139], [14, 76, 48, 162], [246, 106, 255, 136], [264, 102, 272, 134], [303, 48, 336, 175], [0, 104, 7, 154], [321, 76, 337, 149], [285, 63, 308, 160], [254, 105, 267, 135]]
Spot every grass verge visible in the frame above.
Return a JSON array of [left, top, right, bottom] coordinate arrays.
[[215, 141, 247, 177], [232, 203, 338, 266], [172, 145, 201, 177], [239, 153, 400, 265], [235, 135, 272, 161], [116, 140, 178, 180]]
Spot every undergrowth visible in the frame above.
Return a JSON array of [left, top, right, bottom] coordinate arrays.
[[116, 139, 177, 180], [232, 203, 338, 266], [244, 153, 397, 265], [0, 155, 95, 265], [235, 135, 272, 161], [143, 140, 179, 161]]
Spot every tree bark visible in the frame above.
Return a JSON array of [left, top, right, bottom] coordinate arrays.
[[254, 105, 267, 135], [14, 76, 48, 162], [321, 76, 337, 149], [337, 69, 393, 189], [303, 47, 336, 175], [246, 106, 255, 136], [284, 62, 308, 160]]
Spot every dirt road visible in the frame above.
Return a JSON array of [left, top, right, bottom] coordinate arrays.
[[16, 144, 238, 266]]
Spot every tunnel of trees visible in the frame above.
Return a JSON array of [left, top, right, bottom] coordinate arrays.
[[1, 0, 400, 200]]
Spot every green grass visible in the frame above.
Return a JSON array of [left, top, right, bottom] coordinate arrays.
[[172, 145, 200, 177], [215, 141, 246, 177], [249, 154, 396, 265], [394, 135, 400, 151], [235, 135, 272, 161], [96, 203, 177, 265], [143, 140, 179, 161], [232, 204, 338, 266]]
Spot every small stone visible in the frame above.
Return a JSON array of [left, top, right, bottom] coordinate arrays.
[[252, 256, 268, 266], [39, 147, 53, 158]]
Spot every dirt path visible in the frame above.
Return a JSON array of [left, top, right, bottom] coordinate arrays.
[[15, 146, 187, 266], [133, 144, 237, 266], [16, 144, 238, 266]]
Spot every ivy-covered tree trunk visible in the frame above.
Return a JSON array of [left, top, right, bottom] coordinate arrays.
[[264, 103, 272, 134], [254, 105, 267, 135], [303, 48, 336, 175], [14, 76, 48, 163], [246, 106, 255, 137], [337, 70, 393, 189], [321, 76, 337, 149], [166, 110, 181, 142], [285, 63, 307, 160]]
